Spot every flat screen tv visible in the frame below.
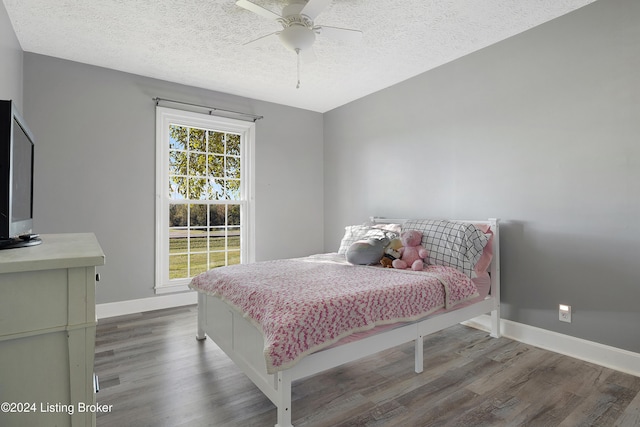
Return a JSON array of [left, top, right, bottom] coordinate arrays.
[[0, 100, 40, 249]]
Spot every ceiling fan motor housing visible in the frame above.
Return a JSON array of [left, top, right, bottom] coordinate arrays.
[[278, 1, 316, 51]]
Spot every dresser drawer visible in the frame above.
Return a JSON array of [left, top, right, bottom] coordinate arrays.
[[0, 269, 69, 337]]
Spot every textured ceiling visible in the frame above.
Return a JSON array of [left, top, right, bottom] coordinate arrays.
[[4, 0, 596, 112]]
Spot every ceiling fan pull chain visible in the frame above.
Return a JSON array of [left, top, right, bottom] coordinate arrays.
[[296, 48, 301, 89]]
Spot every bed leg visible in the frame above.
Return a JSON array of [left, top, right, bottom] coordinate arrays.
[[490, 307, 501, 338], [196, 292, 206, 341], [415, 335, 424, 373], [275, 370, 293, 427]]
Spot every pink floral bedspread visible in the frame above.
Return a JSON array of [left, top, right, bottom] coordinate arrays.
[[189, 253, 479, 373]]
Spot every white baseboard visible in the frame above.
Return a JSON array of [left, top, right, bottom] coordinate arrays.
[[96, 291, 197, 319], [464, 314, 640, 378]]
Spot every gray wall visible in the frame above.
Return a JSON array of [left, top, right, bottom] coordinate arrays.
[[324, 0, 640, 353], [23, 53, 324, 304], [0, 1, 23, 109]]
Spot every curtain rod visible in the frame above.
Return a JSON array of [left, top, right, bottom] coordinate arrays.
[[153, 97, 263, 122]]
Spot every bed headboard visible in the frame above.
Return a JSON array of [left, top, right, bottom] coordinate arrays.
[[369, 217, 500, 307]]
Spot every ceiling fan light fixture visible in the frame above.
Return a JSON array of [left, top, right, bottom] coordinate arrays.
[[278, 25, 316, 51]]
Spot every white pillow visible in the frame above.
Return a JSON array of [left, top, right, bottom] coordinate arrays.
[[337, 224, 400, 254], [402, 219, 489, 277]]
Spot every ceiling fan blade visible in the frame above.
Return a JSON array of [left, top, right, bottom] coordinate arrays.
[[243, 31, 279, 47], [316, 25, 362, 42], [300, 0, 331, 20], [236, 0, 281, 20]]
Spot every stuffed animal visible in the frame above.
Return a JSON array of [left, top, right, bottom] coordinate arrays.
[[380, 256, 394, 268], [392, 230, 428, 271], [380, 238, 402, 268], [346, 237, 389, 265]]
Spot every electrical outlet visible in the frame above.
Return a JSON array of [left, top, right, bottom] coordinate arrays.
[[559, 304, 572, 323]]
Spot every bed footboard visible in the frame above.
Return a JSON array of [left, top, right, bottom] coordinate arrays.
[[197, 292, 294, 426]]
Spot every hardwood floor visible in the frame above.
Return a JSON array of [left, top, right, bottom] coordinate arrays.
[[94, 305, 640, 426]]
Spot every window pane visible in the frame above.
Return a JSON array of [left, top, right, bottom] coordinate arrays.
[[226, 156, 240, 179], [169, 125, 187, 150], [190, 253, 208, 276], [227, 134, 240, 156], [227, 205, 240, 226], [188, 178, 208, 200], [209, 205, 225, 226], [227, 250, 241, 266], [169, 254, 188, 279], [229, 227, 240, 251], [169, 176, 187, 200], [189, 153, 207, 176], [208, 131, 224, 154], [169, 204, 188, 227], [169, 150, 186, 175], [226, 180, 240, 200], [189, 128, 206, 151], [210, 233, 225, 250], [208, 155, 224, 178], [211, 178, 225, 200], [190, 204, 207, 227], [189, 231, 208, 252], [169, 231, 187, 253], [209, 251, 226, 269]]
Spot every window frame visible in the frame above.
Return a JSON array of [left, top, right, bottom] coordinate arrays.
[[155, 107, 255, 294]]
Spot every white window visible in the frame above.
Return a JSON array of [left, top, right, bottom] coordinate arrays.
[[155, 107, 255, 293]]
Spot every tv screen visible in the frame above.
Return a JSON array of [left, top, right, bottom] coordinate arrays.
[[0, 100, 40, 248], [11, 117, 33, 223]]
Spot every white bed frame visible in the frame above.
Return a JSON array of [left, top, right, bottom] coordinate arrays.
[[195, 218, 500, 427]]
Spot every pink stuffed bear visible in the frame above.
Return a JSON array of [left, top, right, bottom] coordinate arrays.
[[392, 229, 428, 271]]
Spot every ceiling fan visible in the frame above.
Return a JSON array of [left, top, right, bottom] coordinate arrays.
[[236, 0, 362, 88]]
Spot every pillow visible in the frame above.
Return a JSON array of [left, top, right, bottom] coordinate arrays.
[[337, 224, 400, 254], [402, 219, 489, 277], [473, 225, 494, 274], [472, 273, 491, 298]]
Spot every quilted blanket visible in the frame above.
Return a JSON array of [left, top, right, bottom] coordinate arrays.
[[189, 253, 479, 373]]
